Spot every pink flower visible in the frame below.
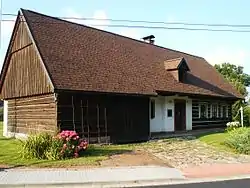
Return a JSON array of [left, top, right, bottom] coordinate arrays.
[[63, 144, 67, 149], [74, 152, 79, 158], [79, 140, 87, 147], [73, 135, 80, 140]]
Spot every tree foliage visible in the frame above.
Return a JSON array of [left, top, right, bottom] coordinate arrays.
[[214, 63, 250, 124], [214, 63, 250, 97]]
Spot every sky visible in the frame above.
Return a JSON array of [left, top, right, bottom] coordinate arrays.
[[0, 0, 250, 92]]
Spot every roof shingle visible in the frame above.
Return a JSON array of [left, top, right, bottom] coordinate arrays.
[[15, 9, 243, 99]]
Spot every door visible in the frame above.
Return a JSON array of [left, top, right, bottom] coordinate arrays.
[[174, 100, 186, 131]]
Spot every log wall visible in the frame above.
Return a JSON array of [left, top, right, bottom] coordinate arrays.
[[192, 99, 232, 129], [7, 94, 57, 134]]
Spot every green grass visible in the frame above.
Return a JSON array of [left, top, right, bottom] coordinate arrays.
[[0, 123, 135, 168], [198, 131, 235, 152]]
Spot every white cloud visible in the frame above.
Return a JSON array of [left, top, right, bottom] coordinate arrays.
[[205, 47, 248, 67], [62, 8, 109, 30]]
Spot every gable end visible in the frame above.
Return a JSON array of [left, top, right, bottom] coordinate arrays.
[[0, 13, 54, 99]]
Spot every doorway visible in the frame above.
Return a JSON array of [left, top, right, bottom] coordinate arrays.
[[174, 99, 186, 131]]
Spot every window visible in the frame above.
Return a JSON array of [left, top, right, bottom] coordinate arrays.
[[211, 104, 218, 118], [218, 104, 221, 118], [167, 109, 172, 117], [222, 105, 227, 118], [199, 103, 207, 118], [150, 99, 155, 119]]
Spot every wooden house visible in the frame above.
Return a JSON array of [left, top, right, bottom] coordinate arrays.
[[0, 9, 243, 143]]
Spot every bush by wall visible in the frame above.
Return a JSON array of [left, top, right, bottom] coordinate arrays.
[[20, 130, 88, 160], [233, 105, 250, 127], [224, 127, 250, 155]]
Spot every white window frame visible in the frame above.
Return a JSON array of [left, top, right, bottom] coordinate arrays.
[[226, 105, 229, 118], [211, 103, 218, 118], [210, 104, 213, 118], [199, 103, 208, 118]]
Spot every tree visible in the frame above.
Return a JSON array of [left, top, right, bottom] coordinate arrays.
[[214, 63, 250, 97], [214, 63, 250, 124]]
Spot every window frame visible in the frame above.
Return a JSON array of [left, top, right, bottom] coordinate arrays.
[[199, 103, 208, 118], [167, 109, 173, 118], [211, 103, 218, 118]]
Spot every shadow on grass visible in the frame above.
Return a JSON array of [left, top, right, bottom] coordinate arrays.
[[83, 145, 133, 157], [155, 128, 226, 142], [0, 145, 134, 170], [0, 137, 16, 141], [194, 129, 225, 139]]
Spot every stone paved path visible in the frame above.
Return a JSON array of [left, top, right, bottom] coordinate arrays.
[[144, 137, 250, 169]]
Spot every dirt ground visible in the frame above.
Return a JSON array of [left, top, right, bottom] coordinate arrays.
[[99, 149, 169, 167]]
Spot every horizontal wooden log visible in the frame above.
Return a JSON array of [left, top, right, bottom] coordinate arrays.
[[8, 108, 56, 114], [8, 95, 55, 105], [8, 114, 57, 119], [8, 103, 56, 109]]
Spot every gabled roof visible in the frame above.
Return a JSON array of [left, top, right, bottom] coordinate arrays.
[[164, 57, 190, 71], [0, 9, 243, 99]]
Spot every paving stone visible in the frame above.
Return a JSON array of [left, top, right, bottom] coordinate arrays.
[[144, 138, 250, 169]]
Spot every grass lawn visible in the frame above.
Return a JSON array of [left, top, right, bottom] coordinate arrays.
[[0, 123, 135, 168], [198, 131, 234, 152]]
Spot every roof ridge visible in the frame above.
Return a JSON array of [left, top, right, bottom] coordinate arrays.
[[21, 8, 204, 60]]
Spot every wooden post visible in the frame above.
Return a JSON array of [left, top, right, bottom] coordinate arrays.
[[81, 99, 84, 137], [104, 107, 108, 144], [87, 99, 90, 143], [240, 106, 244, 127], [72, 95, 75, 131], [97, 104, 100, 143]]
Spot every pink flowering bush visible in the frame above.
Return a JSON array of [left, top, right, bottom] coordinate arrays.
[[22, 130, 88, 160], [56, 130, 88, 159]]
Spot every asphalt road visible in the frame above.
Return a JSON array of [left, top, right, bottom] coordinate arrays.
[[138, 178, 250, 188]]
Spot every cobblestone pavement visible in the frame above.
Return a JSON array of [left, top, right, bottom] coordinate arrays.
[[144, 137, 250, 169]]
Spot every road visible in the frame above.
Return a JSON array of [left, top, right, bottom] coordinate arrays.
[[138, 178, 250, 188]]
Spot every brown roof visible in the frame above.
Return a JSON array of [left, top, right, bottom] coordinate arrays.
[[164, 57, 190, 71], [1, 9, 243, 99]]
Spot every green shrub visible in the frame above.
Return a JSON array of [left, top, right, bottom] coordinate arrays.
[[224, 127, 250, 154], [233, 105, 250, 127], [20, 132, 53, 159], [45, 137, 64, 160], [243, 106, 250, 127], [20, 130, 88, 160]]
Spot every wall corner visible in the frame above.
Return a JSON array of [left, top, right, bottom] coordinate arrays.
[[3, 100, 8, 137]]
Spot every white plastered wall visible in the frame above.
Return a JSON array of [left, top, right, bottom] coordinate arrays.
[[150, 95, 192, 133]]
